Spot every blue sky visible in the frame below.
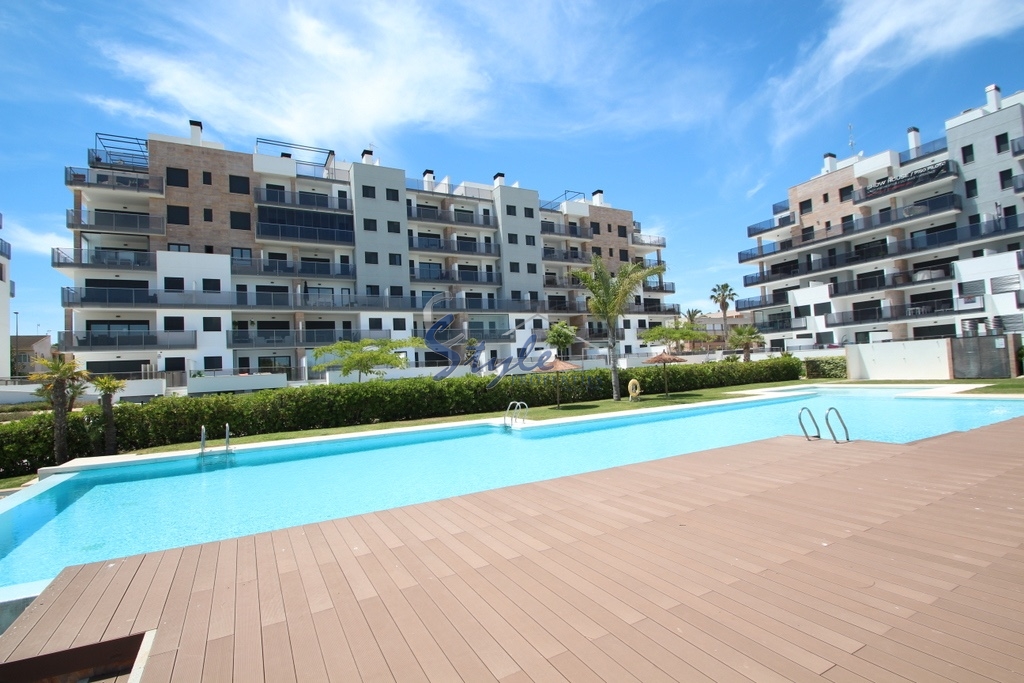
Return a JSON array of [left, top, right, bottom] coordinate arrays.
[[1, 0, 1023, 339]]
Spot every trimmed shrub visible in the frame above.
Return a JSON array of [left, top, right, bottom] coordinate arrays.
[[804, 356, 847, 379]]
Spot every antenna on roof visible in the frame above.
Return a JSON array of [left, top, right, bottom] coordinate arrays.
[[848, 124, 855, 154]]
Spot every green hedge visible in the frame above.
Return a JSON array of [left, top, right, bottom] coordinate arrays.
[[0, 356, 802, 476], [803, 356, 847, 379]]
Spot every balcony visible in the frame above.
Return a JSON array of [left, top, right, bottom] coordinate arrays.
[[57, 330, 196, 351], [632, 257, 664, 267], [829, 267, 954, 297], [739, 193, 963, 265], [543, 274, 583, 288], [226, 329, 391, 348], [540, 221, 593, 239], [747, 213, 795, 237], [1012, 136, 1024, 157], [736, 291, 789, 311], [625, 302, 680, 315], [407, 206, 495, 227], [67, 209, 166, 236], [630, 233, 666, 248], [755, 317, 807, 333], [825, 297, 983, 327], [253, 187, 351, 211], [52, 248, 156, 271], [643, 280, 676, 293], [1014, 175, 1024, 194], [63, 287, 431, 311], [0, 238, 10, 261], [407, 237, 500, 256], [405, 178, 493, 200], [65, 167, 163, 193], [229, 258, 355, 279], [409, 268, 501, 284], [772, 199, 790, 215], [255, 222, 354, 246], [580, 328, 625, 341], [853, 160, 958, 203], [898, 137, 948, 165], [542, 248, 589, 264]]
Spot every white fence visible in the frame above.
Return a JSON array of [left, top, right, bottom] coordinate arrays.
[[846, 339, 952, 380]]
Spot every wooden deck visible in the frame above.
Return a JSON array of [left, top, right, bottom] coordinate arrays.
[[2, 417, 1023, 682]]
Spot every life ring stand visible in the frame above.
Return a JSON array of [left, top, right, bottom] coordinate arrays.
[[627, 378, 642, 402]]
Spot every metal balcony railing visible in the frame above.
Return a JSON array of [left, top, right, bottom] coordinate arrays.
[[772, 199, 790, 214], [540, 221, 593, 239], [52, 248, 156, 270], [407, 206, 496, 227], [253, 187, 351, 211], [542, 248, 589, 263], [0, 238, 10, 260], [255, 222, 355, 245], [230, 258, 355, 278], [624, 302, 680, 314], [409, 268, 501, 284], [407, 237, 500, 255], [295, 162, 348, 182], [65, 167, 163, 193], [630, 233, 666, 247], [87, 147, 149, 172], [829, 267, 954, 297], [57, 330, 197, 351], [754, 317, 807, 333], [747, 212, 795, 237], [825, 297, 983, 327], [898, 137, 948, 165], [66, 209, 166, 235], [643, 280, 675, 293], [543, 275, 584, 288], [853, 160, 958, 203], [405, 178, 494, 200], [735, 291, 789, 311], [226, 329, 391, 348]]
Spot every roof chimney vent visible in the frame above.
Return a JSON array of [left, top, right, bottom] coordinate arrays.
[[422, 169, 435, 191], [985, 84, 1002, 111], [591, 189, 604, 206], [906, 127, 921, 156], [822, 152, 837, 174], [361, 149, 374, 164], [493, 172, 505, 187], [189, 120, 203, 146]]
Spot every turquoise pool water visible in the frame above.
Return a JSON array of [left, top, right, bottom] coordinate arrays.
[[1, 388, 1022, 588]]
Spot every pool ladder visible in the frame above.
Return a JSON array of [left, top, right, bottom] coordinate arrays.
[[199, 423, 233, 456], [798, 407, 849, 443], [504, 401, 529, 427]]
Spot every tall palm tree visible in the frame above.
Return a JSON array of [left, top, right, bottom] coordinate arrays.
[[728, 325, 765, 362], [683, 308, 702, 325], [91, 375, 127, 455], [710, 283, 737, 349], [573, 256, 665, 400], [29, 356, 90, 465]]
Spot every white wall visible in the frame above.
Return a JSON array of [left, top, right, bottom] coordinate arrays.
[[846, 339, 952, 380]]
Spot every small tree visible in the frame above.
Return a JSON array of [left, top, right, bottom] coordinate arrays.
[[710, 283, 737, 349], [728, 324, 765, 362], [91, 375, 127, 455], [312, 337, 426, 382], [29, 356, 90, 465], [545, 321, 578, 359], [640, 319, 710, 353]]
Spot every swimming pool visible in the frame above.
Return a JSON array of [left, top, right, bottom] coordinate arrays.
[[1, 386, 1022, 588]]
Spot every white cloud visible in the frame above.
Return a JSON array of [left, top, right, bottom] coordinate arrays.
[[766, 0, 1024, 148], [84, 96, 182, 130], [745, 178, 766, 199], [3, 215, 71, 256]]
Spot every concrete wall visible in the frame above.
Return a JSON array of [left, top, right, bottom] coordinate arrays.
[[846, 338, 952, 380]]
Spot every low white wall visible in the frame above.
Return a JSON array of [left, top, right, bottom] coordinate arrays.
[[187, 373, 288, 393], [121, 378, 165, 399], [846, 339, 952, 380]]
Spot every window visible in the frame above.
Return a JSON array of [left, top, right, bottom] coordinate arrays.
[[393, 318, 407, 331], [617, 225, 627, 238], [622, 319, 631, 329], [799, 198, 813, 215], [972, 249, 984, 258], [532, 318, 543, 329], [163, 357, 185, 373], [229, 211, 251, 230], [968, 213, 980, 224], [228, 175, 250, 194], [509, 262, 520, 273], [168, 243, 189, 252], [363, 218, 377, 231], [839, 185, 853, 202], [1000, 169, 1013, 190], [996, 133, 1009, 154], [204, 356, 223, 371], [508, 233, 518, 244], [368, 318, 383, 330], [591, 221, 600, 234], [166, 167, 188, 187], [231, 247, 252, 260], [167, 205, 189, 225], [203, 317, 222, 332], [205, 246, 213, 254], [608, 248, 615, 256], [387, 220, 400, 233], [506, 204, 517, 216], [389, 253, 402, 266], [364, 251, 378, 264], [164, 316, 184, 331], [362, 185, 376, 198], [202, 278, 220, 292], [529, 291, 538, 301], [591, 246, 602, 256], [511, 290, 522, 300], [822, 193, 829, 203], [385, 188, 399, 201], [389, 285, 403, 296], [965, 179, 978, 198], [203, 208, 213, 222], [164, 277, 184, 292], [961, 144, 975, 164], [637, 320, 647, 329], [514, 318, 525, 328], [365, 285, 380, 296], [813, 302, 832, 316], [619, 249, 629, 262], [524, 207, 534, 218], [624, 345, 632, 355], [202, 171, 212, 185], [526, 263, 537, 274]]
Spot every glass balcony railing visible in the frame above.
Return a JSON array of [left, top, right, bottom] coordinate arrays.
[[630, 233, 666, 247], [747, 213, 795, 237], [57, 330, 196, 351], [642, 280, 675, 293], [66, 209, 166, 235], [540, 221, 593, 239], [754, 317, 807, 333], [542, 248, 589, 263], [229, 258, 355, 278], [255, 222, 354, 245], [772, 199, 790, 215], [405, 178, 494, 200], [824, 298, 982, 327], [409, 268, 501, 284], [1014, 175, 1024, 193], [0, 238, 10, 260], [407, 237, 500, 255], [1011, 136, 1024, 157], [52, 248, 156, 270], [829, 267, 954, 297], [898, 137, 948, 165], [253, 187, 351, 211], [853, 160, 958, 203], [407, 206, 496, 227], [65, 167, 163, 193], [226, 329, 391, 348], [735, 291, 789, 311]]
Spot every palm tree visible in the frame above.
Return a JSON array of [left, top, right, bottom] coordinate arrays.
[[29, 356, 90, 465], [572, 256, 666, 400], [728, 325, 765, 362], [683, 308, 702, 325], [709, 283, 737, 349], [92, 376, 127, 455]]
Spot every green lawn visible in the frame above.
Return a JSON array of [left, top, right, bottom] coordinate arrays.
[[837, 378, 1024, 393], [0, 473, 38, 490]]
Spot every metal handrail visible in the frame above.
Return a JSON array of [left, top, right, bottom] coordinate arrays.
[[504, 401, 529, 427], [825, 407, 849, 443], [798, 407, 820, 441]]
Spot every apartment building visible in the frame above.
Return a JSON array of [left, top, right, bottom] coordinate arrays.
[[0, 213, 10, 377], [738, 84, 1024, 350], [57, 125, 675, 389]]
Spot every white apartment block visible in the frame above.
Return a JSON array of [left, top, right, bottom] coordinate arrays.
[[57, 125, 675, 392], [738, 84, 1024, 350]]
